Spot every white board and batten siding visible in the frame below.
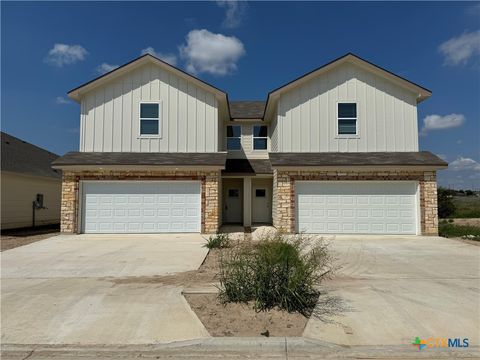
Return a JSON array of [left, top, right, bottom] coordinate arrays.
[[80, 63, 218, 152], [275, 63, 419, 153]]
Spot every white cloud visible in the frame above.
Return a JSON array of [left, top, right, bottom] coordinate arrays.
[[179, 29, 245, 75], [55, 96, 71, 105], [95, 63, 119, 75], [457, 139, 463, 144], [449, 157, 480, 172], [439, 30, 480, 66], [420, 113, 465, 134], [44, 43, 88, 67], [141, 47, 177, 66], [216, 0, 247, 28]]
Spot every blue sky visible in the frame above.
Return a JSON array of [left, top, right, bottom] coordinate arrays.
[[2, 1, 479, 188]]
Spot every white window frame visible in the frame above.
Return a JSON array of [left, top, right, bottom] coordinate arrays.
[[336, 102, 359, 138], [252, 125, 268, 151], [226, 125, 242, 151], [139, 101, 162, 138]]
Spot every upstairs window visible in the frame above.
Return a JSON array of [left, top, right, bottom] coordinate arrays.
[[227, 125, 241, 150], [337, 103, 357, 135], [140, 103, 161, 136], [253, 125, 268, 150]]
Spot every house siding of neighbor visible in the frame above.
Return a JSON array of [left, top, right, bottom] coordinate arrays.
[[53, 53, 447, 236], [1, 132, 62, 229]]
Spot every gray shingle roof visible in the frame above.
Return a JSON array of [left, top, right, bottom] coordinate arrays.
[[229, 101, 266, 119], [1, 132, 61, 179], [222, 159, 272, 176], [268, 152, 448, 167], [52, 152, 227, 167]]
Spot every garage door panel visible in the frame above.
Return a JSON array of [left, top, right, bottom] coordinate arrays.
[[296, 181, 417, 235], [143, 209, 156, 217], [356, 223, 370, 232], [82, 181, 201, 233]]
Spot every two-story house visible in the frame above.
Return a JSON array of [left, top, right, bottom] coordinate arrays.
[[52, 53, 447, 235]]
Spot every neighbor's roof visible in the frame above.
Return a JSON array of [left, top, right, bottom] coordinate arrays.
[[268, 151, 448, 168], [67, 54, 228, 103], [52, 152, 227, 168], [222, 159, 272, 176], [1, 132, 61, 179], [229, 101, 266, 119]]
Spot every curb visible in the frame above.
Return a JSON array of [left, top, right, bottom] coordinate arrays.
[[2, 337, 478, 359]]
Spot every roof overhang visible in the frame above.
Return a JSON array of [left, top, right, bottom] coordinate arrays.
[[272, 165, 446, 172], [52, 152, 228, 170], [268, 152, 448, 170], [53, 165, 225, 171], [263, 53, 432, 120], [221, 158, 273, 176], [67, 54, 228, 104]]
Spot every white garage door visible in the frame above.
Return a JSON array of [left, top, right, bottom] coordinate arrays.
[[81, 181, 201, 233], [296, 181, 418, 235]]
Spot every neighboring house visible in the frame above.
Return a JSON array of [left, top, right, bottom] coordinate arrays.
[[52, 53, 447, 235], [1, 132, 62, 229]]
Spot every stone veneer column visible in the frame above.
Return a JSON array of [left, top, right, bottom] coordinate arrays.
[[203, 171, 220, 233], [272, 169, 294, 232], [60, 171, 78, 233], [421, 171, 438, 235]]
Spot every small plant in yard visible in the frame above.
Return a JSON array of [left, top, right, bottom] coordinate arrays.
[[218, 231, 334, 316], [438, 187, 456, 218], [439, 223, 480, 241], [204, 233, 230, 249]]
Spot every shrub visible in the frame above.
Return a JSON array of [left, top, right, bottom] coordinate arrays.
[[438, 187, 456, 218], [439, 223, 480, 241], [204, 233, 230, 249], [448, 219, 454, 223], [218, 232, 333, 315]]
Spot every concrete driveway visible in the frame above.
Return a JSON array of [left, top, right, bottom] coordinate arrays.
[[304, 235, 480, 346], [1, 234, 209, 344]]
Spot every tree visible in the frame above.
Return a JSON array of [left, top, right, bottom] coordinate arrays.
[[438, 187, 456, 218]]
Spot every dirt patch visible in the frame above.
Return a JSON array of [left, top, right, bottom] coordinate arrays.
[[110, 248, 221, 287], [1, 225, 60, 251], [184, 293, 308, 337]]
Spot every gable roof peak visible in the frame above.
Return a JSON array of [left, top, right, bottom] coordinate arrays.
[[67, 53, 227, 103]]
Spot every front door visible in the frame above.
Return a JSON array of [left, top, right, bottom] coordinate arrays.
[[224, 188, 242, 223], [252, 187, 271, 223]]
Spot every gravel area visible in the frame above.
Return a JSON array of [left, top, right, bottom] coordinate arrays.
[[1, 225, 59, 251]]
